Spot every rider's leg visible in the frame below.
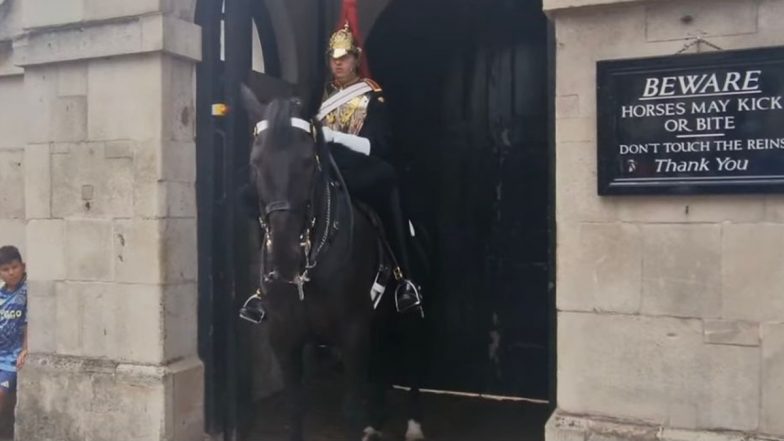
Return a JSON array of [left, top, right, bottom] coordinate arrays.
[[383, 187, 423, 313]]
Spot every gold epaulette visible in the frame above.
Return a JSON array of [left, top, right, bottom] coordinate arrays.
[[364, 78, 383, 92]]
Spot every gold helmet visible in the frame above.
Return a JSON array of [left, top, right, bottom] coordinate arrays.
[[328, 22, 362, 59]]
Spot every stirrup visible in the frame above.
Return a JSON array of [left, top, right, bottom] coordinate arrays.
[[239, 289, 267, 324], [395, 279, 423, 315]]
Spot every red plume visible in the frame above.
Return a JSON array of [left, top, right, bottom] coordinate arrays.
[[337, 0, 371, 79]]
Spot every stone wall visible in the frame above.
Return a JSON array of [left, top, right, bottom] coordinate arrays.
[[4, 0, 205, 439], [0, 0, 26, 255], [545, 0, 784, 440]]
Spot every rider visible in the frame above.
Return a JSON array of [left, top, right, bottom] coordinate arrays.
[[239, 22, 423, 324], [319, 22, 422, 314]]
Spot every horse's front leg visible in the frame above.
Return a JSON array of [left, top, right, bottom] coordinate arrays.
[[271, 334, 306, 441], [341, 323, 378, 441]]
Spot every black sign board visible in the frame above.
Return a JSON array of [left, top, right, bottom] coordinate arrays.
[[597, 46, 784, 195]]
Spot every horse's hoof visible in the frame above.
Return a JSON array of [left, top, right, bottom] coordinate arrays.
[[405, 419, 426, 441], [362, 426, 384, 441]]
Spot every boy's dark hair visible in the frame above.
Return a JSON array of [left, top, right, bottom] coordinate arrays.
[[0, 246, 22, 266]]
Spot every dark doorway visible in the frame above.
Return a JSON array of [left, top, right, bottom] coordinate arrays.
[[367, 0, 552, 400], [196, 0, 555, 439]]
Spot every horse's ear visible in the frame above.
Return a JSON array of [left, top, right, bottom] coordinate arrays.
[[240, 83, 265, 123]]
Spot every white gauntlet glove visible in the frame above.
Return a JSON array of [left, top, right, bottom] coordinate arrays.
[[322, 127, 371, 156]]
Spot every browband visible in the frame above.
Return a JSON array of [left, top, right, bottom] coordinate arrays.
[[254, 118, 312, 136]]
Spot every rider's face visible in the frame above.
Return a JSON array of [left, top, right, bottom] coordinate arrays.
[[330, 54, 359, 84]]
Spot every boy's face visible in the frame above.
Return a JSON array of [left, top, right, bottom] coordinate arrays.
[[0, 260, 25, 289]]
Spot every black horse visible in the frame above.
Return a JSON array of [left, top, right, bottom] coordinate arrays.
[[240, 87, 426, 441]]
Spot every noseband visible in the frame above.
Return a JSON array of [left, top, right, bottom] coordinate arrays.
[[254, 117, 333, 300]]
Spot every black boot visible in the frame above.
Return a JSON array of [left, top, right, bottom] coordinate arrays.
[[387, 189, 423, 315], [239, 289, 267, 324]]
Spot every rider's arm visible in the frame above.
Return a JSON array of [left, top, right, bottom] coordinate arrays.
[[322, 128, 371, 155], [322, 93, 392, 159], [360, 93, 392, 161]]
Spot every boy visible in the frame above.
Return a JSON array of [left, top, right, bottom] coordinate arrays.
[[0, 246, 27, 436]]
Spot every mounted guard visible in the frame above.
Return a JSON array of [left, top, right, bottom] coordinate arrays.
[[319, 21, 423, 316], [239, 10, 423, 324]]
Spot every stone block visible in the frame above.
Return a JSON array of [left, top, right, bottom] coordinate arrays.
[[51, 142, 134, 218], [54, 281, 82, 355], [87, 55, 162, 141], [22, 0, 83, 29], [154, 15, 202, 65], [113, 220, 163, 284], [164, 181, 196, 218], [645, 0, 758, 42], [640, 225, 721, 318], [556, 142, 618, 222], [545, 413, 587, 441], [0, 219, 25, 255], [556, 95, 581, 119], [0, 149, 24, 218], [132, 140, 196, 218], [26, 220, 66, 281], [0, 0, 22, 42], [58, 63, 88, 97], [26, 280, 56, 354], [161, 47, 197, 142], [54, 96, 88, 142], [83, 0, 161, 22], [0, 41, 23, 77], [618, 196, 765, 223], [557, 222, 642, 314], [163, 0, 198, 21], [761, 323, 784, 436], [759, 0, 784, 44], [558, 312, 759, 431], [545, 413, 762, 441], [57, 282, 164, 363], [17, 355, 203, 441], [163, 283, 198, 363], [764, 195, 784, 223], [661, 428, 748, 441], [24, 143, 51, 219], [161, 141, 197, 183], [16, 14, 200, 68], [65, 220, 113, 281], [554, 4, 646, 98], [162, 219, 197, 283], [104, 140, 134, 159], [25, 66, 88, 143], [544, 0, 663, 12], [0, 76, 25, 149], [703, 320, 759, 347], [722, 224, 784, 322], [698, 344, 760, 430], [557, 117, 595, 143], [168, 358, 205, 441]]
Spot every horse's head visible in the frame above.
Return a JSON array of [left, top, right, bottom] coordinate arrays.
[[241, 86, 324, 285]]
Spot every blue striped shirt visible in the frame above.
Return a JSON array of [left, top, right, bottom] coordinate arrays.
[[0, 279, 27, 372]]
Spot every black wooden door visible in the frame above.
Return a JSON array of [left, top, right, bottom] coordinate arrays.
[[368, 0, 552, 399], [196, 0, 293, 438]]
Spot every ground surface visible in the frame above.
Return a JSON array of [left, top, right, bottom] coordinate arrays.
[[246, 377, 550, 441]]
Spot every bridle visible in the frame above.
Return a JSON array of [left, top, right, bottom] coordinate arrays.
[[253, 117, 334, 300]]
